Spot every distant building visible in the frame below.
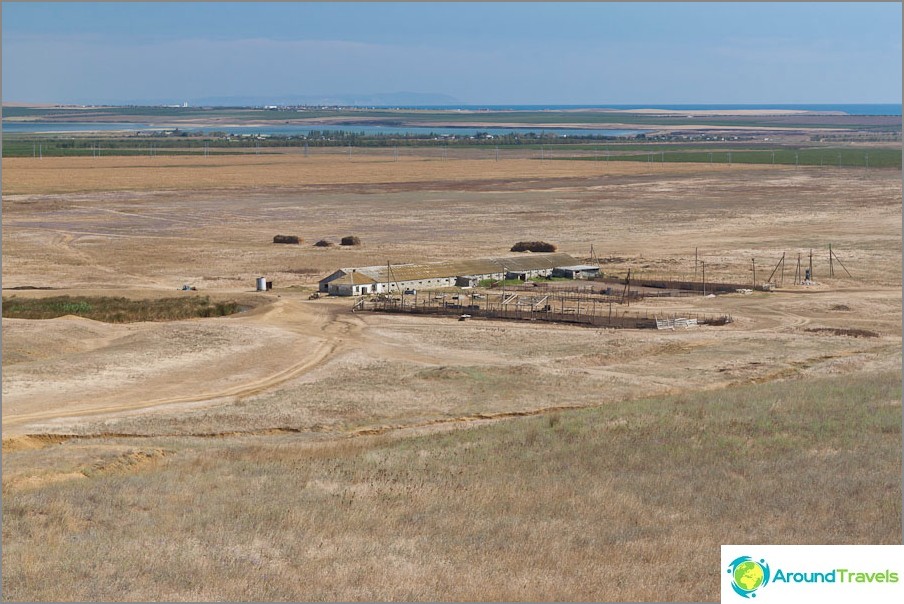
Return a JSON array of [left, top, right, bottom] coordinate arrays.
[[318, 253, 587, 296]]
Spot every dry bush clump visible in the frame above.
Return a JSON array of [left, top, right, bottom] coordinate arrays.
[[511, 241, 557, 252], [272, 235, 301, 244], [314, 239, 334, 247], [340, 235, 361, 246], [805, 327, 880, 338]]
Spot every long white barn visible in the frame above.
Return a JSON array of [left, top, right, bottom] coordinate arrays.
[[318, 252, 598, 296]]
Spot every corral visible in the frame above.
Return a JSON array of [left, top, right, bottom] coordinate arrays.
[[354, 289, 732, 329]]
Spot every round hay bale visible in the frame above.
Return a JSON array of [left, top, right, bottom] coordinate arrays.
[[273, 235, 301, 244], [510, 241, 557, 253], [314, 239, 334, 247], [340, 235, 362, 246]]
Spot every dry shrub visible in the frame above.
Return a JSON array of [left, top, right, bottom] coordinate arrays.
[[340, 235, 362, 246], [273, 235, 301, 244], [314, 239, 334, 247], [805, 327, 879, 338], [511, 241, 556, 253]]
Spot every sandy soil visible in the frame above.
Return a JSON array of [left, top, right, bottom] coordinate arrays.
[[1, 155, 900, 441]]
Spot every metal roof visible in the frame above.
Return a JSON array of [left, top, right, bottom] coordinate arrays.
[[328, 272, 377, 285], [326, 253, 582, 284], [556, 265, 601, 271]]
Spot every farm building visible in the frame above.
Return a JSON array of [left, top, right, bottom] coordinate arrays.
[[318, 252, 586, 296], [552, 264, 601, 279]]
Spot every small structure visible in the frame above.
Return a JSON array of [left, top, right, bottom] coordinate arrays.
[[552, 265, 601, 279], [324, 271, 376, 296], [256, 277, 273, 291]]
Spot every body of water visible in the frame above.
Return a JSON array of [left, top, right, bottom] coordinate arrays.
[[2, 122, 157, 133], [380, 104, 903, 116], [2, 122, 647, 138]]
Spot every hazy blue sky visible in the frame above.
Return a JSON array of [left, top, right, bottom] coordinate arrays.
[[2, 2, 901, 105]]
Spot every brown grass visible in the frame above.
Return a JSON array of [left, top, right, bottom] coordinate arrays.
[[1, 153, 784, 196], [1, 371, 899, 601]]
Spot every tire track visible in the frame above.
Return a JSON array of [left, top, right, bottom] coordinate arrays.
[[2, 300, 356, 433]]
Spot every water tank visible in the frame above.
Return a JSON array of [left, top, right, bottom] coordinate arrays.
[[256, 277, 267, 291]]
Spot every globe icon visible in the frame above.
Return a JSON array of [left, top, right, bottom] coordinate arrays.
[[733, 560, 765, 592]]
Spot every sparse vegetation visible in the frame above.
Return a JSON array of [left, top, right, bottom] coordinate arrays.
[[1, 296, 241, 323], [1, 371, 899, 601], [314, 239, 334, 247], [805, 327, 880, 338], [511, 241, 557, 253]]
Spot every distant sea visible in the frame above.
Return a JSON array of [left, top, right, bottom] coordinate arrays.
[[3, 103, 899, 137], [1, 122, 647, 138], [385, 104, 902, 115]]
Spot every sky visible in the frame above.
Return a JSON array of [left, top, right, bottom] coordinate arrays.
[[2, 2, 901, 106]]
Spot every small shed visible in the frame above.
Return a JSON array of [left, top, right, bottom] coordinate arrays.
[[552, 265, 601, 279]]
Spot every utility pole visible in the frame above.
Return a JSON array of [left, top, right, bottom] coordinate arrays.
[[780, 252, 785, 286], [829, 244, 834, 277], [809, 249, 813, 282], [751, 258, 756, 289], [694, 247, 698, 281], [701, 262, 706, 296]]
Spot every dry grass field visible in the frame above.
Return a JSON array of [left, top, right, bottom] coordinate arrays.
[[2, 151, 901, 601]]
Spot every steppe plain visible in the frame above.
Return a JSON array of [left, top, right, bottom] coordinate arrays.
[[2, 148, 901, 600]]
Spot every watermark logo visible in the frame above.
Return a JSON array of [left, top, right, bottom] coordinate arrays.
[[727, 556, 771, 598]]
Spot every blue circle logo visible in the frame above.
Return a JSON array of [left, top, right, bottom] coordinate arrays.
[[727, 556, 771, 598]]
